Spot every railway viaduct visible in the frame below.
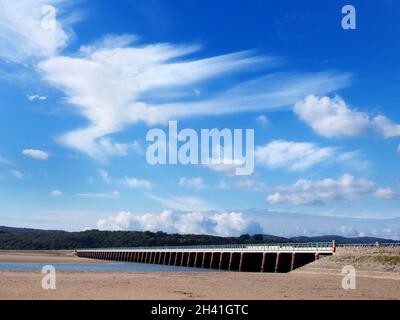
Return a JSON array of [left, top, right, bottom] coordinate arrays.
[[76, 242, 335, 273]]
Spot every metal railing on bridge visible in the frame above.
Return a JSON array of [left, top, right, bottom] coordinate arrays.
[[76, 241, 335, 254]]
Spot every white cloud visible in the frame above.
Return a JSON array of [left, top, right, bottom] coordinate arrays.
[[179, 177, 207, 190], [36, 32, 348, 159], [211, 212, 262, 236], [122, 177, 153, 189], [174, 211, 217, 234], [27, 94, 47, 101], [38, 38, 264, 158], [372, 115, 400, 138], [375, 187, 399, 200], [22, 149, 49, 160], [97, 210, 262, 236], [256, 140, 335, 171], [11, 170, 24, 180], [267, 174, 375, 205], [294, 95, 370, 138], [294, 95, 400, 140], [50, 190, 63, 197], [256, 115, 268, 128], [129, 211, 177, 233], [97, 211, 131, 231], [0, 0, 74, 63]]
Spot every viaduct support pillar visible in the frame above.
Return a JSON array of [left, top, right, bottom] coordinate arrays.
[[290, 253, 296, 271], [210, 253, 215, 269], [261, 253, 267, 272], [239, 253, 244, 272], [193, 252, 198, 268], [174, 252, 180, 266], [275, 253, 281, 273]]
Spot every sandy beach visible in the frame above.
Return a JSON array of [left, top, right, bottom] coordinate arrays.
[[0, 250, 100, 264], [0, 251, 399, 300], [0, 271, 399, 300]]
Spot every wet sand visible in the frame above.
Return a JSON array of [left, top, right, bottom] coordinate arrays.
[[0, 250, 100, 264]]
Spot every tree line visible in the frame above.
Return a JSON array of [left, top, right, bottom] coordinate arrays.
[[0, 229, 276, 250]]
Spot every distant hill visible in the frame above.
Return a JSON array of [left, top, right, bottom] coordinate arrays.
[[0, 226, 66, 234], [262, 234, 289, 242], [289, 235, 398, 244], [0, 226, 396, 250]]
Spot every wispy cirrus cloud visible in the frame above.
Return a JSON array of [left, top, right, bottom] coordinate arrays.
[[36, 32, 349, 159], [78, 191, 120, 198], [0, 0, 75, 64]]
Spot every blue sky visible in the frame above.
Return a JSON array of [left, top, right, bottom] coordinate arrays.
[[0, 0, 399, 238]]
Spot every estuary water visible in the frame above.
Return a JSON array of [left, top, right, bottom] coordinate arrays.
[[0, 262, 224, 272]]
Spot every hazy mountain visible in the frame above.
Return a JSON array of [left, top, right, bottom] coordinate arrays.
[[289, 235, 397, 244]]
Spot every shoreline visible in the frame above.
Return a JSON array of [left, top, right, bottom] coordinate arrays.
[[0, 250, 101, 264]]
